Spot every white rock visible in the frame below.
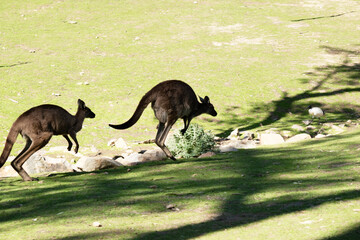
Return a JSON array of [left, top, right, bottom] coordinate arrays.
[[23, 153, 73, 174], [48, 146, 68, 152], [220, 140, 257, 150], [139, 149, 167, 162], [331, 125, 345, 134], [259, 133, 284, 145], [315, 134, 326, 139], [292, 124, 305, 131], [0, 165, 18, 178], [75, 156, 122, 172], [219, 145, 238, 153], [228, 129, 255, 140], [280, 130, 293, 139], [115, 138, 129, 149], [286, 133, 311, 143], [116, 153, 142, 166], [92, 222, 102, 227], [228, 128, 240, 140]]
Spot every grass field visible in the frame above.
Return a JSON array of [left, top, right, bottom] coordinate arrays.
[[1, 0, 360, 239], [1, 129, 360, 240]]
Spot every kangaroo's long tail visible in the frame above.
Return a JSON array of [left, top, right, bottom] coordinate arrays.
[[0, 126, 20, 168], [109, 91, 154, 130]]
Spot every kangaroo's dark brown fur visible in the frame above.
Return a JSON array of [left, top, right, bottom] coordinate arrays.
[[0, 99, 95, 181], [109, 80, 217, 160]]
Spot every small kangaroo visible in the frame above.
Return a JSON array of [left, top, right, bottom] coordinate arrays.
[[0, 99, 95, 181], [109, 80, 217, 160]]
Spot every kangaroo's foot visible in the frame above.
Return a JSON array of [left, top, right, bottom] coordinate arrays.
[[19, 171, 37, 181]]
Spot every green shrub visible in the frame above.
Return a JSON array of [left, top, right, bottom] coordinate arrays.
[[167, 124, 215, 158]]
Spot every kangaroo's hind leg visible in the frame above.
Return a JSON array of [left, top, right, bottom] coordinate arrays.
[[11, 132, 53, 181], [155, 120, 176, 161]]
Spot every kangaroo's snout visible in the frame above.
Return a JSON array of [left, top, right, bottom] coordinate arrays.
[[89, 112, 96, 118]]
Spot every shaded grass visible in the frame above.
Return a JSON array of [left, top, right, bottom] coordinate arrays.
[[1, 128, 360, 239]]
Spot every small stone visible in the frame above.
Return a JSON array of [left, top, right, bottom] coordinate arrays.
[[92, 222, 102, 227], [198, 152, 216, 158], [292, 124, 305, 131], [166, 204, 180, 211]]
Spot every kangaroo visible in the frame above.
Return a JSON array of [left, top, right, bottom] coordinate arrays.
[[109, 80, 217, 160], [0, 99, 95, 181]]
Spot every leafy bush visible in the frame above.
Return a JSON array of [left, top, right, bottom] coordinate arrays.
[[167, 124, 215, 158]]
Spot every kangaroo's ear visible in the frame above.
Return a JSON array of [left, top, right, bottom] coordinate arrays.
[[78, 99, 86, 109], [199, 96, 204, 103], [204, 96, 210, 103]]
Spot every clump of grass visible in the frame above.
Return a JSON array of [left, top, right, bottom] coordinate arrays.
[[167, 123, 215, 158]]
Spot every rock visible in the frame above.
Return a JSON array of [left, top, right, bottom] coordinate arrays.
[[116, 149, 167, 166], [139, 149, 167, 162], [108, 137, 129, 149], [286, 133, 311, 143], [306, 125, 316, 130], [218, 139, 258, 152], [219, 145, 238, 153], [0, 165, 18, 178], [116, 153, 142, 166], [330, 125, 345, 134], [292, 124, 305, 132], [166, 204, 180, 211], [48, 146, 69, 152], [228, 128, 239, 139], [280, 130, 293, 139], [198, 151, 216, 158], [75, 156, 122, 172], [227, 129, 255, 140], [92, 222, 102, 227], [22, 153, 73, 174], [259, 133, 284, 145], [315, 134, 326, 139]]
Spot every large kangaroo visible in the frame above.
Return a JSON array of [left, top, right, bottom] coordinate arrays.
[[0, 99, 95, 181], [109, 80, 217, 160]]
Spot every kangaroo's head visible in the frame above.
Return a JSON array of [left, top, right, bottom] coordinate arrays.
[[199, 96, 217, 117], [78, 99, 96, 119]]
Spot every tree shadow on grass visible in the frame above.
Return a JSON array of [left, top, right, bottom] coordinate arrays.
[[2, 131, 359, 239], [131, 134, 360, 239], [216, 45, 360, 136]]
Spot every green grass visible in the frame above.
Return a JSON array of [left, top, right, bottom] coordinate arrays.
[[1, 0, 360, 239], [1, 129, 360, 240]]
